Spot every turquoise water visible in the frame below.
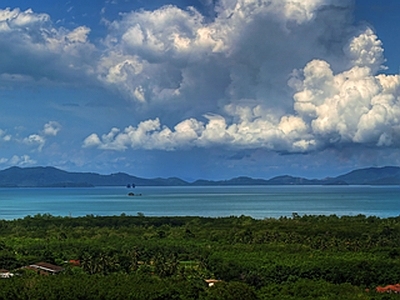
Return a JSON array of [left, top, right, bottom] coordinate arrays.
[[0, 185, 399, 220]]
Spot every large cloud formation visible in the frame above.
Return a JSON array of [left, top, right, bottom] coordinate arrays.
[[0, 7, 95, 85], [97, 0, 354, 110], [1, 2, 399, 157], [83, 0, 400, 153]]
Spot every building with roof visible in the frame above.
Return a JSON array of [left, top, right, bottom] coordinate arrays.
[[26, 262, 64, 275], [0, 269, 13, 278]]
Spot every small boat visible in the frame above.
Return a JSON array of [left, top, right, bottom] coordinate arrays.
[[128, 192, 142, 197]]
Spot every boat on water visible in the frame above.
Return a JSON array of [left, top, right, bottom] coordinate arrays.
[[128, 192, 142, 196]]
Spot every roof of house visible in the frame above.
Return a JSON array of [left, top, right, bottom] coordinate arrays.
[[68, 259, 80, 266], [205, 279, 222, 286], [205, 279, 221, 283], [29, 262, 64, 273], [376, 284, 400, 293]]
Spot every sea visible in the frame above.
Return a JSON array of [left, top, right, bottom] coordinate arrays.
[[0, 185, 399, 220]]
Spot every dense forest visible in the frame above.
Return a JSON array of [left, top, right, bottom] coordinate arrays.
[[0, 213, 399, 299]]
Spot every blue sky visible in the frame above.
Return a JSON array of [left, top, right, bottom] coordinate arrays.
[[0, 0, 400, 180]]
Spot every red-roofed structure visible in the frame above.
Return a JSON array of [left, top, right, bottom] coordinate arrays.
[[376, 284, 400, 293]]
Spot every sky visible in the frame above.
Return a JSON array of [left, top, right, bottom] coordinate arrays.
[[0, 0, 400, 181]]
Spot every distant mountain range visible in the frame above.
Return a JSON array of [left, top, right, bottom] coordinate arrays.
[[1, 166, 400, 187]]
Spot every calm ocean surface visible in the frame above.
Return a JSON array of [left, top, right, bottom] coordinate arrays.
[[0, 185, 399, 220]]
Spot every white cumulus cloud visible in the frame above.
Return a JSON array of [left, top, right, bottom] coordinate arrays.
[[8, 155, 36, 166], [22, 121, 62, 151], [0, 7, 96, 86], [43, 121, 61, 136], [84, 26, 400, 153], [96, 0, 354, 111], [3, 1, 400, 159], [0, 129, 11, 142], [23, 134, 46, 151]]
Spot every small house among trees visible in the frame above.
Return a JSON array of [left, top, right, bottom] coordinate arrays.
[[26, 262, 64, 275], [0, 269, 13, 278]]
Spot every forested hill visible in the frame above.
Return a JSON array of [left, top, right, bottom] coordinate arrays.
[[0, 166, 400, 187], [0, 166, 187, 187]]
